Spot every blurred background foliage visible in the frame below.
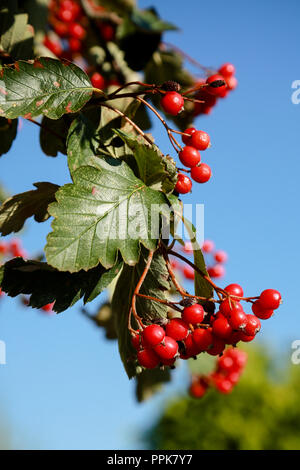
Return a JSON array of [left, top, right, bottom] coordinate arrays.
[[146, 345, 300, 450]]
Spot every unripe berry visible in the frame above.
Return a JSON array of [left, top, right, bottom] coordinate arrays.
[[190, 130, 210, 151], [154, 336, 178, 360], [191, 163, 212, 183], [179, 146, 201, 168], [160, 92, 184, 115], [165, 318, 189, 341], [175, 173, 192, 194], [182, 304, 204, 325], [137, 348, 160, 369], [251, 300, 273, 320], [142, 324, 165, 348], [259, 289, 281, 310]]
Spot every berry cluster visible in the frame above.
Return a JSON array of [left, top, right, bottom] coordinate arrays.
[[189, 348, 247, 398], [132, 283, 281, 371], [194, 63, 238, 116], [44, 0, 117, 90], [170, 240, 228, 281]]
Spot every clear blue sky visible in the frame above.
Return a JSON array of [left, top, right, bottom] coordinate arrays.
[[0, 0, 299, 449]]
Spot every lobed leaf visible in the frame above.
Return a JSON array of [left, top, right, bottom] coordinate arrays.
[[45, 157, 169, 272]]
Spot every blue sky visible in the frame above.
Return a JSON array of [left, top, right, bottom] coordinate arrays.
[[0, 0, 299, 449]]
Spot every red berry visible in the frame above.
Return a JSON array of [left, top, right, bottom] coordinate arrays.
[[165, 318, 189, 341], [225, 283, 244, 297], [191, 163, 212, 183], [142, 324, 165, 348], [189, 380, 207, 398], [137, 348, 160, 369], [182, 241, 193, 253], [99, 22, 115, 42], [238, 332, 255, 343], [202, 240, 214, 253], [43, 36, 63, 56], [243, 315, 261, 336], [218, 63, 235, 77], [182, 266, 194, 281], [180, 333, 198, 358], [175, 173, 192, 194], [0, 288, 4, 297], [207, 336, 226, 356], [41, 302, 54, 312], [68, 22, 86, 40], [154, 336, 178, 360], [227, 308, 247, 330], [206, 74, 227, 97], [179, 146, 201, 168], [192, 327, 213, 352], [212, 316, 232, 340], [160, 92, 184, 116], [0, 242, 8, 255], [190, 130, 210, 151], [207, 264, 225, 278], [131, 332, 142, 350], [182, 304, 204, 325], [214, 250, 228, 263], [182, 127, 196, 145], [219, 300, 243, 318], [215, 378, 234, 394], [53, 21, 69, 38], [225, 76, 238, 90], [91, 72, 106, 90], [251, 300, 273, 320], [259, 289, 281, 310], [218, 355, 234, 372], [227, 371, 240, 385], [68, 37, 82, 52]]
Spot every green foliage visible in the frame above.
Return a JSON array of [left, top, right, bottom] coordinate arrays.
[[45, 157, 170, 271], [0, 58, 93, 120], [0, 257, 122, 313], [147, 346, 300, 450], [0, 182, 59, 235], [0, 117, 17, 157], [112, 249, 171, 378], [136, 368, 171, 403]]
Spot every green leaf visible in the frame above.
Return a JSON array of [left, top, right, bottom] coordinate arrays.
[[182, 216, 213, 300], [112, 249, 171, 378], [0, 117, 17, 156], [136, 368, 171, 402], [0, 257, 122, 313], [67, 109, 101, 174], [0, 182, 59, 236], [115, 130, 177, 193], [0, 2, 34, 61], [39, 115, 73, 157], [45, 157, 169, 272], [0, 57, 93, 120]]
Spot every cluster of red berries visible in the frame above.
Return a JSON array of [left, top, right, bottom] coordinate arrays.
[[189, 348, 247, 398], [0, 238, 54, 313], [194, 62, 238, 116], [175, 127, 212, 194], [132, 284, 281, 371], [44, 0, 116, 90], [170, 240, 227, 281]]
